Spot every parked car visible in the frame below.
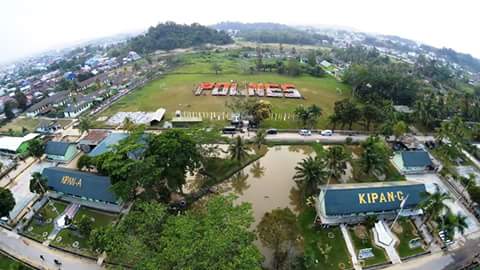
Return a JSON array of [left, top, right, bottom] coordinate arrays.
[[299, 129, 312, 136], [266, 128, 278, 135], [320, 129, 333, 136], [222, 126, 237, 134]]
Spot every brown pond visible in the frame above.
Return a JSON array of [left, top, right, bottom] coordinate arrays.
[[220, 145, 314, 267]]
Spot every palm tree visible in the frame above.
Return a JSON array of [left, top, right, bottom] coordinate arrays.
[[436, 212, 469, 242], [417, 189, 451, 226], [122, 117, 136, 132], [229, 136, 249, 162], [253, 129, 267, 150], [325, 145, 350, 181], [29, 172, 48, 196], [359, 136, 390, 176], [78, 117, 92, 134], [293, 156, 328, 199]]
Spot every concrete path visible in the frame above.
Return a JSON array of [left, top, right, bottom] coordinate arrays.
[[373, 221, 401, 264], [0, 227, 103, 270], [47, 203, 80, 242], [340, 224, 362, 270]]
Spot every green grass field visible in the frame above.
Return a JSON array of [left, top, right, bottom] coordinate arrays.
[[23, 201, 68, 242], [298, 208, 352, 270], [349, 227, 388, 267], [0, 118, 72, 134], [51, 207, 116, 255], [100, 51, 351, 129], [394, 219, 425, 258]]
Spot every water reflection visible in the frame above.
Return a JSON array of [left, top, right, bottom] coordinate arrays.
[[222, 146, 314, 267], [230, 170, 250, 195], [250, 161, 265, 178]]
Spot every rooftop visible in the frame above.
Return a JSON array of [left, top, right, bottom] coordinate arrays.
[[45, 141, 73, 156]]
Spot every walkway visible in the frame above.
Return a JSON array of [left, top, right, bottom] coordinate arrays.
[[340, 224, 362, 270], [0, 227, 103, 270], [47, 203, 80, 243], [373, 221, 401, 264]]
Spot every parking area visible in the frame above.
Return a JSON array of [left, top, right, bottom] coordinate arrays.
[[7, 161, 55, 221], [406, 173, 480, 237]]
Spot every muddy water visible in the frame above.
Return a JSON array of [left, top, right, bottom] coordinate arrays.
[[221, 145, 314, 267]]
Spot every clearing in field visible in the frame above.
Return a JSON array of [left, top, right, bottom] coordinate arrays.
[[100, 51, 351, 129]]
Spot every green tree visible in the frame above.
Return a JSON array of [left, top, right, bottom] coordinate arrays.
[[147, 129, 202, 194], [294, 104, 322, 128], [468, 185, 480, 206], [229, 136, 250, 162], [78, 117, 92, 134], [29, 172, 48, 196], [286, 58, 301, 76], [91, 196, 262, 269], [4, 101, 15, 120], [14, 91, 28, 110], [249, 100, 272, 125], [361, 103, 381, 131], [257, 208, 299, 270], [77, 215, 94, 237], [332, 99, 361, 130], [28, 139, 45, 160], [212, 62, 222, 75], [359, 136, 391, 175], [253, 129, 267, 150], [122, 117, 137, 132], [417, 190, 451, 226], [77, 155, 94, 171], [294, 156, 328, 198], [325, 145, 350, 181], [393, 121, 407, 140], [436, 212, 468, 241], [307, 51, 316, 67], [0, 187, 15, 218]]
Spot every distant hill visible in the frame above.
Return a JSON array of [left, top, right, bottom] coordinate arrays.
[[129, 22, 233, 53], [212, 22, 333, 46]]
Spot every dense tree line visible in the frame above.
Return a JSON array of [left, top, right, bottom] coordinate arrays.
[[343, 62, 419, 105], [129, 22, 233, 54], [239, 29, 332, 45]]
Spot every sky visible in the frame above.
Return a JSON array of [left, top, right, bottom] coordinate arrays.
[[0, 0, 479, 63]]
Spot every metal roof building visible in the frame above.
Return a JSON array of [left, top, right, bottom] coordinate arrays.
[[87, 132, 129, 157], [316, 181, 426, 225], [43, 167, 118, 204], [0, 133, 40, 154]]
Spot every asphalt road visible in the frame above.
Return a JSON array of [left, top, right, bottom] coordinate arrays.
[[0, 227, 102, 270]]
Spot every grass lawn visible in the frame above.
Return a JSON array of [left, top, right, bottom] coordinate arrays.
[[51, 207, 116, 255], [23, 200, 67, 242], [349, 227, 388, 267], [0, 118, 41, 134], [298, 208, 352, 270], [100, 51, 351, 129], [0, 254, 31, 270], [351, 160, 405, 182], [0, 118, 73, 134], [393, 219, 426, 258]]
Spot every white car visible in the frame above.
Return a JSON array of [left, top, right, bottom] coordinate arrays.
[[299, 129, 312, 136], [320, 130, 333, 136]]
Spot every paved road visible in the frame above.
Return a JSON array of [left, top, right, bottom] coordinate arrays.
[[0, 227, 102, 270]]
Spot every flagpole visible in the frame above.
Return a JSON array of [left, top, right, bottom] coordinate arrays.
[[391, 194, 409, 230]]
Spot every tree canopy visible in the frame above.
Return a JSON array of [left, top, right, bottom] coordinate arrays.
[[129, 22, 233, 54], [91, 196, 263, 269], [0, 187, 15, 218]]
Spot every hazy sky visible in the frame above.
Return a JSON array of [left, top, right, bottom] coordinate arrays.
[[1, 0, 479, 63]]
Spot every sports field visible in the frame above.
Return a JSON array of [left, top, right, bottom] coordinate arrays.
[[100, 51, 351, 128]]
